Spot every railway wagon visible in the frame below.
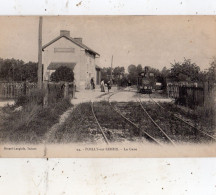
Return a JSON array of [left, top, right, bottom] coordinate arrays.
[[137, 71, 155, 94]]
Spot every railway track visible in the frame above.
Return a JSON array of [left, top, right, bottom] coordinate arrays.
[[90, 91, 116, 145], [118, 89, 210, 144], [148, 94, 216, 142], [108, 92, 162, 146], [91, 101, 109, 145], [90, 88, 215, 144], [137, 96, 176, 146], [93, 90, 178, 145], [112, 90, 176, 145]]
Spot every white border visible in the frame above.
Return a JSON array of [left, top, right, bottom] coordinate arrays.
[[0, 0, 216, 194], [0, 0, 215, 15]]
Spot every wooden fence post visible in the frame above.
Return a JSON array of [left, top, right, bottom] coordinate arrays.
[[43, 81, 48, 106], [23, 82, 27, 95], [9, 83, 12, 98], [72, 82, 76, 99], [167, 84, 169, 98], [203, 82, 208, 106]]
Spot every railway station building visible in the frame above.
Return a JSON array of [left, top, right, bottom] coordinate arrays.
[[42, 30, 101, 90]]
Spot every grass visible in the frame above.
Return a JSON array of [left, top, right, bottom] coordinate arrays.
[[0, 90, 72, 144], [142, 102, 199, 143], [93, 101, 137, 141], [54, 102, 98, 143], [51, 99, 216, 144], [161, 97, 216, 134], [54, 101, 142, 143]]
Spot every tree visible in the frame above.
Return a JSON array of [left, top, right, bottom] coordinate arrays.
[[207, 58, 216, 82], [127, 64, 137, 84], [128, 64, 136, 74], [101, 66, 125, 84], [159, 67, 171, 89], [101, 67, 112, 82], [170, 59, 200, 82], [14, 62, 38, 82], [23, 62, 38, 82], [136, 64, 143, 75], [0, 58, 25, 81], [0, 58, 39, 82], [50, 66, 74, 82], [113, 66, 125, 81], [161, 66, 170, 78]]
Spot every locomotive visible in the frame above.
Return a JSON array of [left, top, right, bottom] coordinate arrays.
[[137, 68, 155, 94]]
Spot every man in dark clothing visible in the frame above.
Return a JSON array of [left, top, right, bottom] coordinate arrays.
[[90, 78, 95, 90], [107, 80, 111, 93]]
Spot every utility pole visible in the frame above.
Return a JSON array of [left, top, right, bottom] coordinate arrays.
[[110, 55, 113, 84], [37, 16, 43, 89]]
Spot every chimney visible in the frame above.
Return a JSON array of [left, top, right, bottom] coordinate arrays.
[[74, 37, 83, 43], [60, 30, 70, 37]]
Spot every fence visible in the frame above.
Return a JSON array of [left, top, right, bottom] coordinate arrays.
[[43, 82, 75, 104], [0, 81, 75, 103], [167, 84, 179, 99], [167, 82, 214, 108], [0, 82, 37, 99]]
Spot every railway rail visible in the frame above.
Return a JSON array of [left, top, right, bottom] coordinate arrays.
[[116, 89, 176, 145], [91, 101, 110, 145], [137, 96, 176, 146], [90, 88, 214, 145], [148, 94, 216, 142], [108, 92, 162, 146]]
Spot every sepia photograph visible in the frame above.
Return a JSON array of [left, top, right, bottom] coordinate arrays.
[[0, 16, 215, 157]]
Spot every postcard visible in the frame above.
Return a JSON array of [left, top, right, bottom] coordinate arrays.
[[0, 16, 215, 157]]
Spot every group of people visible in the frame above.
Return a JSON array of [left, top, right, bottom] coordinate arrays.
[[89, 78, 112, 93], [100, 79, 111, 93]]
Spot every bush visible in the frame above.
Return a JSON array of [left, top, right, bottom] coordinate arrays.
[[15, 88, 45, 106], [50, 66, 74, 82], [0, 86, 73, 143], [119, 77, 129, 87], [47, 83, 64, 104], [194, 95, 216, 130], [1, 97, 72, 143]]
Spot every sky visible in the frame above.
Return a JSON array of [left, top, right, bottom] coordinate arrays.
[[0, 16, 215, 71]]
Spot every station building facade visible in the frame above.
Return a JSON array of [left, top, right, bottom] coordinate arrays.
[[42, 30, 101, 90]]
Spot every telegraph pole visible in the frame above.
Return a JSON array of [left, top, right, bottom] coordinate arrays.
[[37, 16, 43, 89], [110, 55, 113, 84]]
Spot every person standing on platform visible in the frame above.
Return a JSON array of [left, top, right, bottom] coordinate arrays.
[[107, 80, 111, 93], [100, 79, 105, 92], [90, 78, 95, 90]]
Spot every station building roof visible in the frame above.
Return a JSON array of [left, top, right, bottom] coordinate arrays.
[[42, 30, 100, 56]]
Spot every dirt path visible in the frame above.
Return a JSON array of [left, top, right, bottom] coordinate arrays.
[[0, 100, 14, 107], [109, 90, 173, 103], [71, 87, 119, 105], [43, 105, 76, 143]]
